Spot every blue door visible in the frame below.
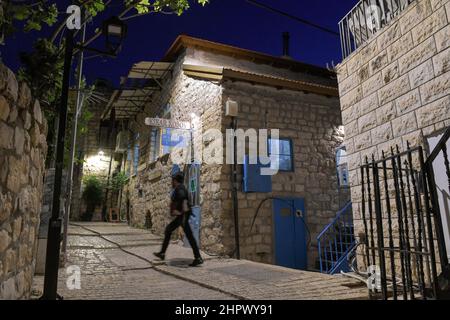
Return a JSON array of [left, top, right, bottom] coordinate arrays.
[[273, 198, 307, 270]]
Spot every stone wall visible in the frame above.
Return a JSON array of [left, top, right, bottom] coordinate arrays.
[[221, 81, 346, 267], [0, 63, 47, 299], [336, 0, 450, 270]]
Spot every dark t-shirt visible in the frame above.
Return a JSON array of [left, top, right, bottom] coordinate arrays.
[[171, 184, 189, 213]]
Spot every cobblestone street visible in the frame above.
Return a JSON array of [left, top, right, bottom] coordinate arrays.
[[31, 223, 368, 300]]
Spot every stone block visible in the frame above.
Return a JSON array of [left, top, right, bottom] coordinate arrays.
[[339, 72, 359, 96], [378, 74, 411, 105], [360, 145, 379, 162], [17, 82, 31, 109], [392, 111, 418, 137], [0, 95, 10, 121], [358, 110, 377, 133], [340, 86, 362, 111], [396, 89, 422, 114], [430, 0, 446, 10], [434, 21, 450, 52], [0, 278, 16, 300], [33, 100, 42, 125], [377, 136, 403, 156], [376, 102, 397, 125], [359, 92, 379, 115], [336, 63, 348, 81], [362, 72, 383, 97], [400, 0, 433, 35], [8, 107, 18, 124], [416, 95, 450, 127], [14, 127, 25, 155], [432, 46, 450, 76], [358, 64, 370, 83], [359, 40, 379, 66], [0, 122, 14, 149], [4, 68, 18, 102], [344, 120, 359, 138], [354, 132, 372, 151], [341, 102, 360, 125], [409, 59, 435, 88], [0, 229, 11, 252], [382, 61, 400, 85], [419, 70, 450, 104], [377, 21, 402, 52], [21, 111, 31, 130], [12, 217, 22, 242], [399, 37, 437, 75], [347, 152, 361, 170], [401, 130, 424, 148], [371, 122, 393, 145], [388, 32, 414, 62], [370, 50, 389, 76], [411, 6, 448, 45]]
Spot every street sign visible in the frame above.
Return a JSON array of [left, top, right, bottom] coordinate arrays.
[[144, 117, 190, 130]]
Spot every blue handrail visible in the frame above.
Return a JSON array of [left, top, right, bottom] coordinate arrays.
[[317, 201, 355, 274]]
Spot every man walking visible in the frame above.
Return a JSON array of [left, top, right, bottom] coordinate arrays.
[[153, 172, 203, 266]]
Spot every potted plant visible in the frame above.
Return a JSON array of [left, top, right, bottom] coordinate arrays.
[[81, 175, 105, 221]]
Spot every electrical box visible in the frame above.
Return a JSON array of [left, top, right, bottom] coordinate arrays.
[[243, 155, 272, 193], [225, 99, 239, 117]]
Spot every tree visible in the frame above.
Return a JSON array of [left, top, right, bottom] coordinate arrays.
[[81, 174, 106, 221], [2, 1, 209, 43], [2, 0, 210, 165]]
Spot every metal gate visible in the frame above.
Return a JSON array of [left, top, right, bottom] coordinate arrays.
[[359, 127, 450, 300]]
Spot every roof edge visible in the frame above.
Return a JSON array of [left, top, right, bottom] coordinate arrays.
[[163, 35, 336, 78]]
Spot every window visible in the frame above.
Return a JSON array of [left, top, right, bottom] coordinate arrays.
[[336, 146, 349, 187], [268, 138, 294, 172], [133, 133, 140, 176]]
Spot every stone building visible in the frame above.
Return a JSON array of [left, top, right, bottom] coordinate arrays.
[[336, 0, 450, 274], [103, 35, 349, 270], [0, 63, 47, 299]]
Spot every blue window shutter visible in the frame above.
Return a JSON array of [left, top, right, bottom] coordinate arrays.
[[243, 155, 272, 193]]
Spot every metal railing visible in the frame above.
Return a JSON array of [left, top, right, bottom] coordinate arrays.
[[359, 126, 450, 300], [317, 201, 356, 274], [339, 0, 415, 59]]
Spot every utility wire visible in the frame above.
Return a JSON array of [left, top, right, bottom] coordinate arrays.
[[245, 0, 340, 37]]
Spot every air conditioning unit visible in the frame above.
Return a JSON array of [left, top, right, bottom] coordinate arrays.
[[115, 131, 129, 153]]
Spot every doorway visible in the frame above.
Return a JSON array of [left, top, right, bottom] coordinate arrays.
[[273, 198, 307, 270]]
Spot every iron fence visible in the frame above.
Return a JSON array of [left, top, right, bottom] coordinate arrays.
[[339, 0, 415, 59], [359, 128, 450, 299]]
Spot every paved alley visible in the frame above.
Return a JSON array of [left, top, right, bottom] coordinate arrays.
[[31, 223, 368, 300]]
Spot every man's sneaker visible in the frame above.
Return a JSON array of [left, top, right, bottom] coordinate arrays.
[[189, 257, 204, 267], [153, 252, 165, 261]]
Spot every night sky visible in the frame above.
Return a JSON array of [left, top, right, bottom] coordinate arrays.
[[1, 0, 357, 86]]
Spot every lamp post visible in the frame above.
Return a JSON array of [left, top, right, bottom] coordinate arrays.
[[41, 12, 127, 300]]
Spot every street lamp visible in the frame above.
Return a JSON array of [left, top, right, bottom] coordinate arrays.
[[103, 16, 127, 55], [75, 16, 127, 57], [41, 12, 127, 300]]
